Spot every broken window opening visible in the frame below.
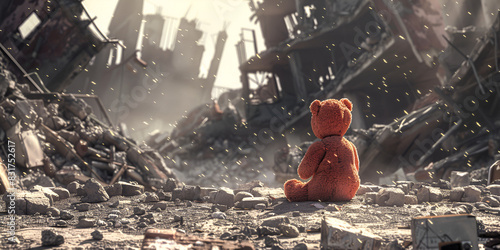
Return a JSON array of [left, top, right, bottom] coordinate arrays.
[[248, 71, 280, 105]]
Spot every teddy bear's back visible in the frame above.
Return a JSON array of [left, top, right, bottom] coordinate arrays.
[[309, 136, 360, 201]]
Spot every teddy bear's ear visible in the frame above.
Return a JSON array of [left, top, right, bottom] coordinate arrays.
[[340, 98, 352, 111], [310, 100, 321, 114]]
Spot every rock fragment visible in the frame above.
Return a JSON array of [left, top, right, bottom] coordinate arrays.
[[91, 230, 103, 241], [463, 186, 481, 202], [376, 188, 405, 206], [41, 229, 64, 246], [81, 179, 109, 203]]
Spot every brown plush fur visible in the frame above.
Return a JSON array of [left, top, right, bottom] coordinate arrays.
[[284, 98, 360, 202]]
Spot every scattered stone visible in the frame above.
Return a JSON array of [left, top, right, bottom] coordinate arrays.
[[173, 215, 182, 222], [120, 182, 144, 196], [134, 206, 146, 215], [357, 185, 381, 195], [25, 191, 51, 215], [262, 215, 290, 228], [450, 171, 471, 187], [212, 211, 227, 219], [186, 201, 193, 207], [41, 229, 64, 246], [76, 203, 91, 212], [156, 190, 171, 201], [486, 185, 500, 196], [237, 197, 269, 209], [264, 235, 280, 247], [234, 192, 254, 203], [292, 211, 301, 217], [144, 192, 160, 202], [450, 187, 465, 202], [364, 192, 377, 205], [214, 188, 235, 207], [482, 196, 500, 207], [77, 218, 96, 228], [91, 230, 103, 241], [81, 179, 109, 203], [137, 222, 148, 228], [51, 187, 70, 200], [376, 188, 405, 207], [60, 210, 74, 220], [404, 195, 418, 205], [200, 187, 218, 198], [151, 201, 167, 211], [54, 220, 68, 227], [104, 183, 122, 197], [279, 224, 300, 237], [417, 186, 442, 203], [463, 186, 481, 202], [163, 178, 177, 192], [251, 187, 285, 199], [32, 185, 59, 202], [67, 181, 82, 195], [259, 226, 281, 236], [47, 207, 60, 217]]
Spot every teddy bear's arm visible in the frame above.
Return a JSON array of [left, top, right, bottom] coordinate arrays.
[[351, 141, 360, 171], [298, 141, 326, 180]]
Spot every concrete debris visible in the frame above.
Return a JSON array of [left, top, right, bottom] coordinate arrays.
[[321, 217, 382, 250], [77, 217, 96, 228], [262, 216, 290, 228], [451, 171, 471, 187], [376, 188, 405, 207], [141, 229, 254, 249], [463, 186, 482, 203], [81, 179, 109, 203], [279, 224, 300, 238], [41, 229, 65, 246], [91, 230, 104, 241]]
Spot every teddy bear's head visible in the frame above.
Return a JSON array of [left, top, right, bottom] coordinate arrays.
[[310, 98, 353, 139]]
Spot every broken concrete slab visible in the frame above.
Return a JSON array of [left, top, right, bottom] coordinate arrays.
[[417, 186, 443, 203], [450, 171, 471, 187], [463, 186, 481, 203], [450, 187, 465, 202], [376, 188, 405, 207], [105, 183, 122, 197], [120, 181, 144, 196], [261, 215, 290, 228], [81, 178, 109, 203], [214, 188, 235, 207], [321, 217, 382, 250], [251, 187, 285, 199], [51, 187, 70, 200], [41, 229, 65, 246]]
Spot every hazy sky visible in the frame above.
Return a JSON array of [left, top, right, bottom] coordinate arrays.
[[82, 0, 264, 90]]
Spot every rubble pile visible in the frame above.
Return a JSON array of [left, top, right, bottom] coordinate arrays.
[[146, 100, 279, 188], [0, 58, 177, 193], [2, 177, 500, 248]]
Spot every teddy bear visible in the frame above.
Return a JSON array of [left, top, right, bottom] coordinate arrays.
[[284, 98, 360, 202]]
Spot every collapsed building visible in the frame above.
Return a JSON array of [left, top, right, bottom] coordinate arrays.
[[0, 0, 178, 194]]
